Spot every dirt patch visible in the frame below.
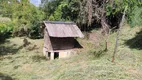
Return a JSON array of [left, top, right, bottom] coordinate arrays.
[[89, 31, 104, 47]]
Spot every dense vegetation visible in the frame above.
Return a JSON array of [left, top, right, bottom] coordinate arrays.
[[0, 0, 142, 39], [41, 0, 142, 28], [0, 0, 45, 39]]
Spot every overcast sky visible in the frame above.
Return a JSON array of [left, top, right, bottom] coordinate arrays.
[[30, 0, 41, 7]]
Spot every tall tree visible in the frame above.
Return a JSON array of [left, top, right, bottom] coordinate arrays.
[[40, 0, 80, 21]]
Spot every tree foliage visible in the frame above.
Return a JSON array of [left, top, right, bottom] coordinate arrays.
[[106, 0, 142, 27], [0, 0, 45, 38], [40, 0, 80, 22], [0, 17, 14, 41], [0, 0, 142, 39], [41, 0, 142, 28]]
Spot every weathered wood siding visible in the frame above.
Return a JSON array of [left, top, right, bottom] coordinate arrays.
[[44, 29, 53, 51], [50, 37, 74, 50]]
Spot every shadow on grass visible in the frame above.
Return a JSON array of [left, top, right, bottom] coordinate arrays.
[[125, 30, 142, 50], [0, 73, 14, 80], [89, 49, 106, 59], [31, 55, 47, 62], [0, 32, 12, 43], [93, 50, 106, 58], [0, 38, 11, 45], [0, 40, 23, 56], [74, 39, 83, 48]]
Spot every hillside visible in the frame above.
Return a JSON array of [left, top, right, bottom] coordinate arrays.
[[0, 24, 142, 80]]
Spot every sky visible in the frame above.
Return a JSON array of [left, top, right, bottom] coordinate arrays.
[[30, 0, 41, 7]]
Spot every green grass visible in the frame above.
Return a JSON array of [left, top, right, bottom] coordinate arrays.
[[0, 24, 142, 80]]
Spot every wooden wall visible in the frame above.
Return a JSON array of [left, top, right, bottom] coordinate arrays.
[[50, 37, 74, 50], [44, 28, 53, 51]]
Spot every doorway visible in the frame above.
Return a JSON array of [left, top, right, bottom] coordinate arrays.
[[54, 52, 59, 59]]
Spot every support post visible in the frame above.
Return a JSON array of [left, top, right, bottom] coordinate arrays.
[[50, 51, 54, 60]]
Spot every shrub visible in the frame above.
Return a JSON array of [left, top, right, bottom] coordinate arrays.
[[0, 22, 14, 41]]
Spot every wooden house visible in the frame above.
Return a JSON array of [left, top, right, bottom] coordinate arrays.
[[42, 21, 84, 60]]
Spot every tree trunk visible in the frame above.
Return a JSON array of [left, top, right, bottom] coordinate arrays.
[[112, 6, 128, 62], [101, 16, 110, 51]]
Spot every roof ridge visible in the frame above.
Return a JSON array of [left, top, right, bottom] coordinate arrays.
[[43, 21, 75, 24]]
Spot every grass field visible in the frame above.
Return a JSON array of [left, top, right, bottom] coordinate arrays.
[[0, 24, 142, 80]]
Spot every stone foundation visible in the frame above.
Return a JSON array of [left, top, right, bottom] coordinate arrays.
[[43, 48, 77, 60]]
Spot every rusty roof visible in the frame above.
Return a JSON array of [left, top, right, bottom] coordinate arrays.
[[43, 21, 84, 38]]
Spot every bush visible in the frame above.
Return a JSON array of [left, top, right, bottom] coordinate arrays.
[[128, 7, 142, 27], [28, 22, 42, 39], [0, 22, 14, 41]]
